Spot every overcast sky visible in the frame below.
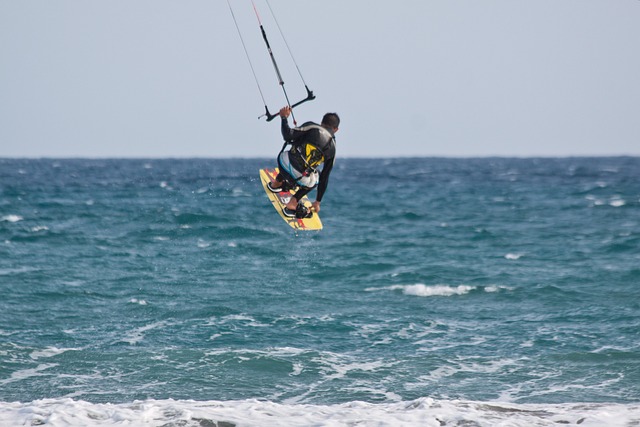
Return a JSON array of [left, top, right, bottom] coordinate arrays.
[[1, 1, 639, 158]]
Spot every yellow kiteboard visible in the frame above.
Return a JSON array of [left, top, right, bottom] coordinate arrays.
[[259, 168, 323, 231]]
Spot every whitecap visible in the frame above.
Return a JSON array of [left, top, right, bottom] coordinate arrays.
[[609, 199, 625, 207], [484, 285, 513, 293], [0, 363, 57, 385], [208, 314, 270, 328], [1, 397, 639, 427], [197, 239, 211, 248], [30, 347, 78, 360], [505, 253, 523, 260], [290, 362, 303, 376], [119, 321, 167, 345], [1, 215, 23, 223], [405, 284, 476, 297], [30, 225, 49, 232], [204, 346, 307, 360], [366, 284, 475, 297]]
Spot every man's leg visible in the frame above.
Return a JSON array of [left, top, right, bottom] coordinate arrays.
[[273, 173, 291, 188], [269, 171, 296, 192], [285, 187, 311, 210]]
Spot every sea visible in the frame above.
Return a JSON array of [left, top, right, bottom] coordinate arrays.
[[1, 157, 639, 427]]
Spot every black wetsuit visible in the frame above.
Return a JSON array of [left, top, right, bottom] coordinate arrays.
[[278, 117, 336, 203]]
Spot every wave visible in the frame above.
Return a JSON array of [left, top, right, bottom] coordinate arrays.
[[365, 284, 512, 297], [0, 397, 638, 427], [0, 214, 23, 223]]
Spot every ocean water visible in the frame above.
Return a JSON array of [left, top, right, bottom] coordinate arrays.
[[1, 157, 639, 426]]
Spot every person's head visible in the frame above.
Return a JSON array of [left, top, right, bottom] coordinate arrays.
[[321, 112, 340, 133]]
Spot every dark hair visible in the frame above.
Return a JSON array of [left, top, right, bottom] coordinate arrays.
[[321, 112, 340, 129]]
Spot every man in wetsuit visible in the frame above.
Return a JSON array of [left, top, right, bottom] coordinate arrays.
[[267, 106, 340, 219]]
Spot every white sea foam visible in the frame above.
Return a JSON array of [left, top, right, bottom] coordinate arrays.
[[118, 321, 167, 345], [424, 357, 521, 385], [319, 357, 388, 382], [1, 214, 23, 223], [0, 398, 638, 427], [212, 314, 270, 328], [30, 347, 79, 360], [505, 253, 524, 260], [204, 346, 307, 359], [587, 195, 627, 208], [366, 284, 515, 297], [484, 285, 514, 292], [366, 284, 476, 297], [272, 314, 336, 330], [197, 239, 211, 248], [0, 363, 57, 386]]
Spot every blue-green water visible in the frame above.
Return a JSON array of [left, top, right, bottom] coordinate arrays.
[[1, 157, 639, 426]]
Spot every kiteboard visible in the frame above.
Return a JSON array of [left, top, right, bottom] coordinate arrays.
[[259, 168, 322, 231]]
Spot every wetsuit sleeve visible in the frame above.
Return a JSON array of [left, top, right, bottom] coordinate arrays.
[[315, 156, 334, 202], [281, 117, 292, 140], [281, 118, 306, 143]]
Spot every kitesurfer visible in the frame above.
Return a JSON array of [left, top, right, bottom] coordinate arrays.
[[267, 106, 340, 219]]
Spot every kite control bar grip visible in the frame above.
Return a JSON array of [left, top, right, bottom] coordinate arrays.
[[262, 87, 316, 122]]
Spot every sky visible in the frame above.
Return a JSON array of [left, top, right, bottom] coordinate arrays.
[[1, 0, 639, 158]]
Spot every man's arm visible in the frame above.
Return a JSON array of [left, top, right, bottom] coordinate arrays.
[[281, 116, 294, 141], [279, 106, 298, 141], [279, 106, 308, 143], [315, 156, 334, 203]]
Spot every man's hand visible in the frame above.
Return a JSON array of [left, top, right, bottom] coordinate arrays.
[[312, 201, 321, 213], [279, 106, 291, 118]]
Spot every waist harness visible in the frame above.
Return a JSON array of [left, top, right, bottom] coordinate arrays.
[[281, 125, 334, 176]]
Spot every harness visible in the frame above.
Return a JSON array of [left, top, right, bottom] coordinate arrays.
[[279, 125, 335, 176]]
